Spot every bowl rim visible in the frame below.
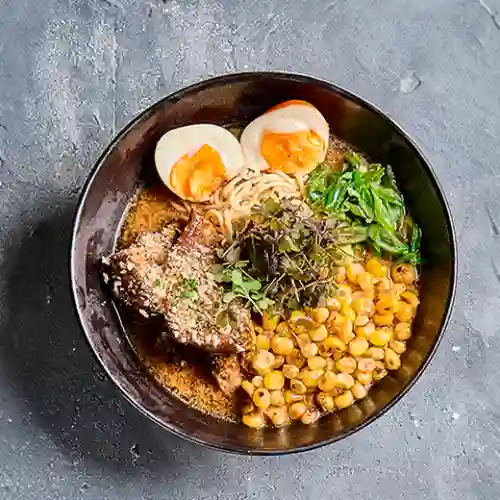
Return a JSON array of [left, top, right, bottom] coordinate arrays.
[[70, 71, 458, 456]]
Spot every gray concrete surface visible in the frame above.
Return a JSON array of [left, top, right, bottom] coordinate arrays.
[[0, 0, 499, 498]]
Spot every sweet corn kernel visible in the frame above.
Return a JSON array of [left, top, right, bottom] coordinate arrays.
[[241, 380, 255, 396], [391, 263, 416, 284], [326, 311, 339, 330], [352, 382, 368, 399], [296, 333, 311, 350], [289, 402, 307, 420], [355, 370, 373, 385], [304, 393, 315, 407], [316, 339, 332, 360], [356, 357, 376, 372], [267, 406, 288, 427], [401, 290, 419, 308], [365, 258, 388, 278], [311, 307, 330, 324], [373, 313, 394, 326], [355, 314, 370, 327], [355, 321, 375, 339], [286, 349, 306, 369], [318, 371, 337, 392], [282, 364, 300, 379], [351, 290, 367, 301], [252, 388, 271, 409], [369, 327, 394, 347], [271, 336, 294, 356], [352, 297, 375, 317], [329, 387, 344, 397], [291, 318, 319, 335], [357, 272, 375, 293], [263, 330, 275, 340], [263, 312, 280, 331], [349, 338, 369, 357], [252, 375, 264, 388], [284, 390, 303, 404], [301, 408, 320, 425], [392, 283, 406, 296], [289, 310, 307, 321], [326, 297, 341, 311], [389, 339, 407, 355], [335, 390, 354, 410], [395, 302, 414, 322], [256, 334, 271, 350], [347, 263, 364, 284], [366, 347, 385, 361], [300, 368, 324, 388], [276, 321, 291, 336], [316, 340, 330, 358], [316, 392, 335, 412], [271, 355, 285, 369], [252, 350, 275, 374], [373, 360, 388, 381], [376, 278, 392, 293], [242, 411, 265, 428], [335, 373, 355, 389], [309, 324, 328, 342], [332, 316, 355, 344], [336, 356, 357, 374], [340, 324, 355, 344], [395, 322, 412, 340], [308, 356, 327, 370], [270, 390, 285, 407], [341, 306, 356, 323], [325, 358, 335, 371], [385, 348, 401, 370], [290, 378, 307, 394], [375, 294, 398, 315], [336, 284, 352, 305], [301, 342, 319, 358], [254, 326, 264, 335], [324, 335, 347, 354], [264, 370, 285, 390]]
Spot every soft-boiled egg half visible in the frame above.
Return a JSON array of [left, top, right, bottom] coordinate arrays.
[[240, 100, 329, 176], [155, 124, 245, 202]]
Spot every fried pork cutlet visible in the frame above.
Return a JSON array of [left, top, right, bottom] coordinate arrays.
[[161, 213, 254, 353], [103, 213, 254, 354], [102, 225, 178, 318], [212, 354, 243, 397]]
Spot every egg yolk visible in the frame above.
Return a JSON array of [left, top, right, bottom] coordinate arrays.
[[169, 144, 226, 200], [260, 129, 325, 174]]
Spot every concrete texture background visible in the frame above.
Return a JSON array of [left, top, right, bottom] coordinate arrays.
[[0, 0, 499, 498]]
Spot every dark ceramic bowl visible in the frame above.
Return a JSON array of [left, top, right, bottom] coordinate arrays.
[[70, 72, 457, 455]]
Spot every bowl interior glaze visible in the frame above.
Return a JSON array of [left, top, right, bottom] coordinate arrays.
[[70, 72, 456, 455]]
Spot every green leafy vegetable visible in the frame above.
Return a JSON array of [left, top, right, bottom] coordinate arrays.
[[216, 200, 367, 316], [306, 153, 421, 265], [180, 278, 199, 301], [213, 264, 274, 314]]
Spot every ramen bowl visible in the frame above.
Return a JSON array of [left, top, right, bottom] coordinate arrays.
[[70, 72, 456, 455]]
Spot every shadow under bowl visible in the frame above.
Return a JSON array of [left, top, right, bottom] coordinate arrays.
[[70, 72, 457, 455]]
